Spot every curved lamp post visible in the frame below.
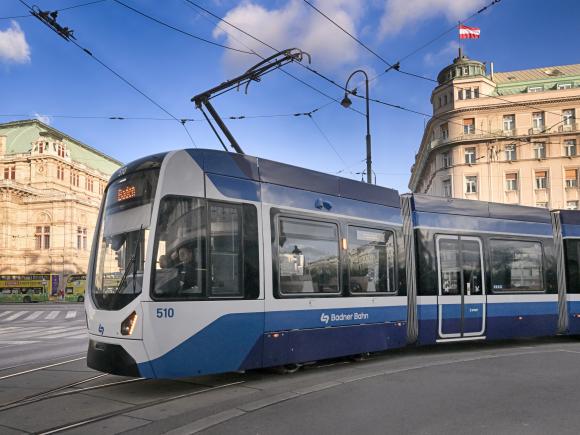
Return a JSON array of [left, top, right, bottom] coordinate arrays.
[[341, 69, 372, 184]]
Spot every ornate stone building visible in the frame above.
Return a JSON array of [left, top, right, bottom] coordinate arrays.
[[409, 50, 580, 209], [0, 119, 122, 276]]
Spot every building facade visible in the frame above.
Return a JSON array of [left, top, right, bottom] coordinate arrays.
[[409, 50, 580, 210], [0, 120, 122, 277]]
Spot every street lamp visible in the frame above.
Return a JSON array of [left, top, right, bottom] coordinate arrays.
[[341, 69, 372, 184]]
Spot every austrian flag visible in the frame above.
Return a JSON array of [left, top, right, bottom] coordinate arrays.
[[459, 24, 481, 39]]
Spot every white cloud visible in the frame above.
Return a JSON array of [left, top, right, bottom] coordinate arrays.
[[212, 0, 366, 73], [378, 0, 487, 38], [34, 113, 51, 125], [0, 21, 31, 64], [423, 40, 459, 66]]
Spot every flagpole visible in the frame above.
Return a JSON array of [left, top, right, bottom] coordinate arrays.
[[458, 21, 462, 57]]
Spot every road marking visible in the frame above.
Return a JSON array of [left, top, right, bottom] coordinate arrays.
[[45, 311, 59, 320], [3, 311, 27, 321], [25, 311, 43, 320], [63, 333, 88, 340], [0, 340, 40, 345], [65, 311, 77, 319], [0, 327, 20, 334], [0, 311, 13, 319], [5, 328, 67, 340], [31, 328, 70, 338], [48, 330, 88, 339]]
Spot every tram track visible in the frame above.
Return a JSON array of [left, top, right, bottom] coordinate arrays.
[[0, 373, 110, 410], [34, 380, 245, 435], [0, 375, 146, 412]]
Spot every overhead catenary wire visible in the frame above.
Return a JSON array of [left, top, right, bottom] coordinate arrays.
[[111, 0, 253, 55], [18, 0, 198, 149], [307, 112, 348, 167], [1, 0, 108, 20], [301, 0, 394, 67], [0, 103, 332, 123]]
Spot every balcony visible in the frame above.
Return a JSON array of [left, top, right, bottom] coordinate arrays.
[[529, 127, 545, 135], [559, 123, 578, 132]]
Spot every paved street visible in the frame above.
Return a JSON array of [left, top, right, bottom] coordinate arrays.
[[1, 333, 580, 434], [2, 304, 580, 435], [0, 304, 86, 370]]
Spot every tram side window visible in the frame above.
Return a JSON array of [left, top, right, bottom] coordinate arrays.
[[348, 226, 395, 294], [278, 218, 340, 295], [564, 239, 580, 293], [209, 204, 242, 297], [490, 239, 544, 292], [152, 196, 206, 299]]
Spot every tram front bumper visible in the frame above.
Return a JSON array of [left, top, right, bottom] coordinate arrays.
[[87, 339, 140, 377]]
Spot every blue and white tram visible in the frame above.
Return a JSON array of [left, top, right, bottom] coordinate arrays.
[[86, 149, 408, 378], [87, 149, 579, 379]]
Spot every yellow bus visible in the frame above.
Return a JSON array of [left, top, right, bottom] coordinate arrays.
[[64, 274, 86, 302], [0, 274, 59, 303]]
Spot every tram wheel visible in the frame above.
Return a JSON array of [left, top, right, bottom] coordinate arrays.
[[23, 296, 31, 303], [349, 352, 371, 362], [273, 363, 302, 374], [77, 295, 84, 302]]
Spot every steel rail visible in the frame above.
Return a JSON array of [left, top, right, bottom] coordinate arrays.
[[35, 381, 245, 435]]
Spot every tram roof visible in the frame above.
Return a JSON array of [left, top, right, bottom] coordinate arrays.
[[557, 210, 580, 225], [183, 149, 401, 208], [410, 194, 552, 224]]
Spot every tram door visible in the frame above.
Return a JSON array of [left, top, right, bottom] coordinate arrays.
[[436, 235, 486, 339]]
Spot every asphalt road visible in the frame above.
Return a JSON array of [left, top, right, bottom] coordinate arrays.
[[2, 307, 580, 435], [0, 303, 86, 370]]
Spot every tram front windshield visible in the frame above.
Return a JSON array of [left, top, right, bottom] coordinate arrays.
[[92, 169, 159, 310]]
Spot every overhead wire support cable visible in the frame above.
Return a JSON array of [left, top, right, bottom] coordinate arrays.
[[397, 0, 502, 63], [112, 0, 253, 54], [301, 0, 394, 67], [20, 0, 198, 148]]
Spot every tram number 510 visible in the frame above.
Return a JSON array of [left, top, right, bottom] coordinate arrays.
[[156, 308, 175, 318]]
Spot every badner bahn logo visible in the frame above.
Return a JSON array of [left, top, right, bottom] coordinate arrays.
[[320, 312, 369, 325]]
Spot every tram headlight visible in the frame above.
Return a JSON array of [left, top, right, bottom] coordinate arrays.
[[121, 311, 138, 336]]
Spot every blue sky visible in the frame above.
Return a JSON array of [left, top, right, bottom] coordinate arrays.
[[1, 0, 579, 192]]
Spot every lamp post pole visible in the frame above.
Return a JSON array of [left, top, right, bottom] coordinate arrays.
[[341, 69, 372, 184]]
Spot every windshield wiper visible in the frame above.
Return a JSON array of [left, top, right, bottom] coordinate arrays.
[[115, 226, 143, 294]]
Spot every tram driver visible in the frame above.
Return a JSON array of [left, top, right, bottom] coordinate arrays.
[[175, 245, 200, 295]]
